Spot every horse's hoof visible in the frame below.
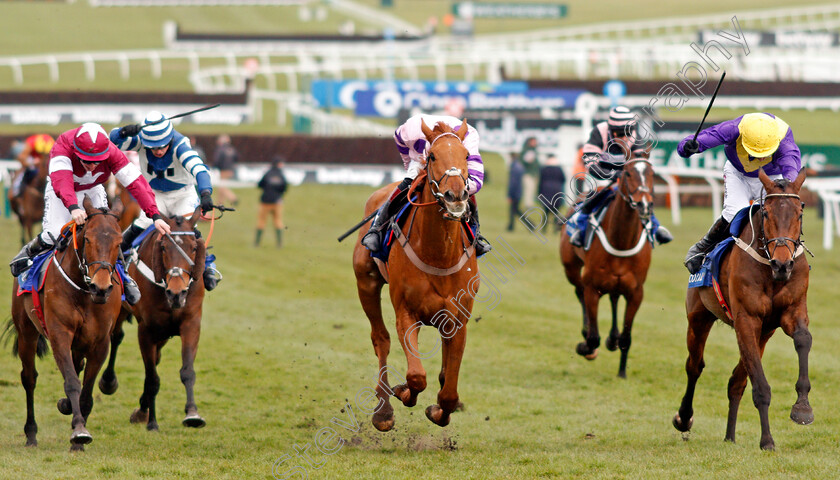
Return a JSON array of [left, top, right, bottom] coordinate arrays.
[[147, 422, 159, 432], [372, 416, 395, 432], [760, 440, 775, 451], [70, 429, 92, 445], [25, 438, 37, 447], [57, 398, 72, 415], [372, 402, 395, 432], [182, 414, 206, 428], [98, 375, 119, 395], [605, 336, 619, 351], [672, 413, 693, 432], [790, 403, 814, 425], [425, 404, 450, 427], [393, 384, 416, 407], [130, 408, 148, 424]]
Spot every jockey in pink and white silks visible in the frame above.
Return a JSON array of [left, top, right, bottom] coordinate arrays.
[[361, 114, 491, 256], [109, 111, 222, 291], [567, 106, 673, 247], [678, 112, 802, 274], [8, 123, 172, 305]]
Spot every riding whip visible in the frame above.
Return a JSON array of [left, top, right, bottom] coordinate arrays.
[[140, 104, 221, 129], [693, 71, 726, 142], [337, 211, 378, 242]]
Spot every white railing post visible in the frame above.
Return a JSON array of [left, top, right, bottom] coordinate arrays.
[[47, 55, 59, 83], [83, 54, 95, 81], [118, 53, 129, 80], [10, 58, 22, 85], [150, 51, 161, 79]]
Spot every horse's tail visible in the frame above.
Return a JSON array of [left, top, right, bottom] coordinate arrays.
[[1, 317, 49, 359]]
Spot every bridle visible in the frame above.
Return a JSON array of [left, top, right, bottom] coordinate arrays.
[[411, 132, 469, 211], [616, 159, 653, 222], [55, 210, 121, 292], [756, 193, 805, 260]]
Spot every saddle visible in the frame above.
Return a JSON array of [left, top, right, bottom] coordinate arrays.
[[687, 204, 759, 289], [566, 188, 616, 251]]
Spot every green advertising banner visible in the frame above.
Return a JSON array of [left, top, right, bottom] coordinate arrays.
[[649, 141, 840, 172], [453, 2, 568, 19]]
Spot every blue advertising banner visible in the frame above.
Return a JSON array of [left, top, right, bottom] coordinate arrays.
[[354, 89, 586, 117], [310, 80, 528, 110]]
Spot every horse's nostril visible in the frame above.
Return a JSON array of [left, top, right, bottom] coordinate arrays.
[[444, 191, 455, 202]]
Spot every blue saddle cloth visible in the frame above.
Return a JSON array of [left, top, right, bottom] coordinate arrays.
[[370, 200, 415, 263], [688, 205, 758, 288], [17, 250, 55, 294], [565, 187, 617, 250]]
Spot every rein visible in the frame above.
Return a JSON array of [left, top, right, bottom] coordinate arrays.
[[130, 231, 197, 289], [593, 159, 654, 257]]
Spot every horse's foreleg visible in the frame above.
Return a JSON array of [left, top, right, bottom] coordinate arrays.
[[180, 318, 206, 428], [616, 287, 643, 378], [79, 336, 111, 422], [674, 298, 715, 435], [426, 327, 467, 428], [131, 328, 161, 431], [576, 286, 601, 360], [393, 312, 427, 409], [357, 276, 394, 432], [49, 332, 92, 450], [735, 317, 775, 451], [781, 310, 813, 426], [99, 313, 128, 395], [16, 318, 40, 447], [605, 293, 620, 352]]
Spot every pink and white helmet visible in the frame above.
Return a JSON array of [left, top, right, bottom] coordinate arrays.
[[73, 123, 112, 162]]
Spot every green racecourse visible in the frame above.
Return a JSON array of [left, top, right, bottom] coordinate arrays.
[[1, 154, 840, 479]]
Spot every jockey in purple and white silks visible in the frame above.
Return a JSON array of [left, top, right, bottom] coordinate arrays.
[[361, 114, 491, 256], [678, 112, 802, 274], [110, 111, 222, 291]]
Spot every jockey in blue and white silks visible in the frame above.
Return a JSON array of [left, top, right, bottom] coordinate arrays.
[[110, 111, 222, 291]]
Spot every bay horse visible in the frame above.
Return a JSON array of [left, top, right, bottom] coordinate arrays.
[[559, 156, 657, 378], [673, 169, 812, 451], [8, 158, 49, 245], [8, 196, 124, 451], [99, 208, 207, 430], [353, 118, 477, 431]]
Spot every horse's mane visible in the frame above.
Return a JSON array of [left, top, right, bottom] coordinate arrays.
[[772, 178, 792, 189], [431, 121, 455, 136]]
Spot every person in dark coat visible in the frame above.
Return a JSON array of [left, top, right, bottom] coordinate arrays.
[[538, 154, 566, 232], [507, 154, 525, 231], [255, 156, 289, 247]]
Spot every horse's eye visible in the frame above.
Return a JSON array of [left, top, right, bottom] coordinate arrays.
[[428, 154, 435, 162]]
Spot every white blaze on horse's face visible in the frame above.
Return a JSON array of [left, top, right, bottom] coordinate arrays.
[[422, 122, 470, 221]]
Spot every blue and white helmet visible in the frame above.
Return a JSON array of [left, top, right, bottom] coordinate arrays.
[[139, 111, 174, 148]]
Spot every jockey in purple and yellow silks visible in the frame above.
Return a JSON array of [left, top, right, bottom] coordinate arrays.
[[678, 112, 802, 273]]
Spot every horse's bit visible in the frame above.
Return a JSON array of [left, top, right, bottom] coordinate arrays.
[[423, 132, 469, 207]]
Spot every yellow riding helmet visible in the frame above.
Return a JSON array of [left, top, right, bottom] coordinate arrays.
[[33, 134, 55, 155], [738, 113, 783, 158]]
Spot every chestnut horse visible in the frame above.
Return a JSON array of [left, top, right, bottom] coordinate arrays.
[[8, 196, 124, 450], [559, 157, 657, 378], [8, 159, 48, 245], [673, 169, 812, 451], [99, 208, 207, 430], [353, 119, 477, 431]]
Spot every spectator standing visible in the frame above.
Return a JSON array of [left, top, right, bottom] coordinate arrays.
[[213, 134, 239, 206], [255, 156, 289, 248], [506, 154, 525, 231], [538, 154, 566, 233], [520, 137, 540, 208]]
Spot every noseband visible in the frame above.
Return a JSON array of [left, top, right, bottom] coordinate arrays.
[[423, 132, 469, 208], [758, 193, 804, 260], [53, 210, 121, 292], [161, 232, 197, 287]]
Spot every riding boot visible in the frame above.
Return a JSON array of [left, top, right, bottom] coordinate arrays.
[[654, 226, 674, 245], [120, 223, 145, 253], [203, 253, 222, 291], [684, 217, 731, 274], [117, 251, 141, 305], [466, 199, 492, 256], [9, 235, 51, 277]]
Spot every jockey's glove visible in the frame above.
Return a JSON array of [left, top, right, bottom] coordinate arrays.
[[683, 139, 700, 156], [119, 124, 142, 138], [200, 191, 214, 214]]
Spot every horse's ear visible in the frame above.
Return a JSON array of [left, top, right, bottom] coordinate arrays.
[[83, 195, 95, 215], [110, 198, 124, 218], [758, 168, 774, 191], [420, 119, 434, 141], [188, 206, 202, 229], [456, 118, 468, 142], [792, 168, 807, 192]]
